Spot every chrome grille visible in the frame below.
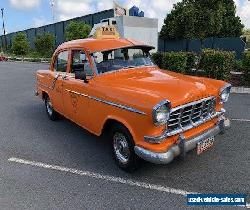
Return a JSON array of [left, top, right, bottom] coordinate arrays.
[[167, 97, 216, 133]]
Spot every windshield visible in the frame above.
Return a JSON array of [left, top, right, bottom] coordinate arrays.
[[92, 47, 155, 74]]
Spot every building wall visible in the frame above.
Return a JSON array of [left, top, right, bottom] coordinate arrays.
[[117, 16, 158, 51], [0, 9, 114, 50]]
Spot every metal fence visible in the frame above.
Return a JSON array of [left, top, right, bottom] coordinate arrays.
[[0, 9, 114, 50], [158, 37, 246, 59]]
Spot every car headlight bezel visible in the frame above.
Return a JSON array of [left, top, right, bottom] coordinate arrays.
[[220, 84, 232, 103], [152, 100, 171, 126]]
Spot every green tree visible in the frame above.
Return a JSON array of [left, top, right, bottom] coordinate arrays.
[[65, 21, 91, 41], [11, 32, 30, 56], [160, 0, 244, 40], [219, 0, 244, 37], [243, 29, 250, 48], [34, 33, 55, 57], [160, 1, 196, 40]]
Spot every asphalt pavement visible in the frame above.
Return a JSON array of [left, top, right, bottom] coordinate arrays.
[[0, 61, 249, 210]]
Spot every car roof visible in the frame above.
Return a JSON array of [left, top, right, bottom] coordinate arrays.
[[58, 38, 154, 53]]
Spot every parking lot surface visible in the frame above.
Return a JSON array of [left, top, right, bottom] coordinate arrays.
[[0, 62, 249, 210]]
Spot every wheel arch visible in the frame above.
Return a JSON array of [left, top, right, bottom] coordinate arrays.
[[42, 91, 49, 100], [101, 116, 136, 141]]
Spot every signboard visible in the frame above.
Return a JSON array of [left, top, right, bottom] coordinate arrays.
[[93, 26, 120, 39]]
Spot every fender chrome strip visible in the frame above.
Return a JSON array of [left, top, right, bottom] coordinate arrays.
[[65, 89, 146, 115]]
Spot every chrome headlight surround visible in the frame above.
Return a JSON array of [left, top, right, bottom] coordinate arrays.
[[220, 84, 232, 103], [152, 100, 171, 126]]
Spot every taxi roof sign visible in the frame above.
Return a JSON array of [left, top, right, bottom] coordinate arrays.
[[93, 26, 120, 39]]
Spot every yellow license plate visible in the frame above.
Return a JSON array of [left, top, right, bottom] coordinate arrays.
[[197, 136, 215, 155]]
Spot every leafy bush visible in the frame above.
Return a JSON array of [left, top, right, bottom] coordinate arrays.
[[11, 32, 30, 56], [242, 52, 250, 85], [151, 52, 163, 68], [162, 52, 187, 73], [234, 60, 243, 72], [34, 33, 55, 57], [186, 52, 197, 73], [199, 49, 235, 80], [65, 21, 91, 41]]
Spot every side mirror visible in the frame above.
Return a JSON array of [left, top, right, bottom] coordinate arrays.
[[75, 70, 88, 83]]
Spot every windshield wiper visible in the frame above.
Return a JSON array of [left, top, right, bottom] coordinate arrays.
[[122, 65, 136, 69]]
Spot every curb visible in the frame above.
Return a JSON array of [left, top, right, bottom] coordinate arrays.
[[231, 87, 250, 94]]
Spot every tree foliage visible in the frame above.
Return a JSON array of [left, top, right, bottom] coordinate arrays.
[[11, 32, 30, 56], [243, 29, 250, 48], [34, 33, 55, 57], [160, 0, 244, 40], [219, 0, 244, 37], [65, 21, 91, 41]]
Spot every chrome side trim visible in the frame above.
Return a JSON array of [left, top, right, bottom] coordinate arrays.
[[144, 108, 225, 143], [65, 89, 146, 115], [135, 118, 228, 164]]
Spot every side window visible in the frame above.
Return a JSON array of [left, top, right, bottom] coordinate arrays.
[[71, 50, 93, 76], [55, 51, 68, 72]]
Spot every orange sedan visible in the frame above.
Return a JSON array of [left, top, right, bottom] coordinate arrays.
[[35, 27, 231, 171]]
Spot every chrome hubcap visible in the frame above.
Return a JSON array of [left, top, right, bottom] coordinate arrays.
[[113, 132, 130, 164], [46, 98, 53, 116]]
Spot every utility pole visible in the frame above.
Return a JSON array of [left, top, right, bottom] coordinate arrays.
[[51, 0, 55, 23], [1, 8, 7, 51]]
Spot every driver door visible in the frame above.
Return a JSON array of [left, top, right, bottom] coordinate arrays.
[[62, 49, 93, 128]]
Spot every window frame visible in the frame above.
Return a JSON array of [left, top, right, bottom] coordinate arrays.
[[68, 48, 97, 77], [52, 49, 70, 73]]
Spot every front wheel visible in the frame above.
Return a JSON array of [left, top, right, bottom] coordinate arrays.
[[45, 95, 58, 121], [110, 124, 141, 172]]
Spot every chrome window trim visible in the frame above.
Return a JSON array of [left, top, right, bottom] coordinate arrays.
[[65, 89, 146, 115]]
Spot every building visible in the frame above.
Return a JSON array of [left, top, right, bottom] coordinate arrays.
[[0, 9, 114, 49], [0, 8, 158, 51]]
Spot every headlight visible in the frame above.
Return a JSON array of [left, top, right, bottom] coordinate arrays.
[[220, 84, 232, 103], [153, 100, 171, 126]]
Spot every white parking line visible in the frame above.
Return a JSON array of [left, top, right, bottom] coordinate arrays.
[[8, 157, 249, 208], [231, 119, 250, 122], [8, 157, 196, 196]]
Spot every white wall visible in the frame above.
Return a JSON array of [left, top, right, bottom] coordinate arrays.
[[114, 16, 158, 51]]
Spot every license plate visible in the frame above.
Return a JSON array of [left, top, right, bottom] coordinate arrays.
[[197, 136, 215, 155]]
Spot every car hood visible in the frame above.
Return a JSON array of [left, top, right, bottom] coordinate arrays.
[[94, 66, 220, 110]]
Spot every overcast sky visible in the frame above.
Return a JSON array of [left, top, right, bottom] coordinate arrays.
[[1, 0, 250, 34]]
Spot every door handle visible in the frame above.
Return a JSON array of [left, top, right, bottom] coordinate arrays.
[[62, 75, 69, 80]]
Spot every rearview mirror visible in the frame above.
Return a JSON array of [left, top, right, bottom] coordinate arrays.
[[75, 70, 88, 83]]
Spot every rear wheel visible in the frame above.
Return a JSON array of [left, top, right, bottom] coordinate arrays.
[[45, 95, 58, 121], [110, 124, 141, 172]]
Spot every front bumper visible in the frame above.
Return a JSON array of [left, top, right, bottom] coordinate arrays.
[[134, 117, 230, 164]]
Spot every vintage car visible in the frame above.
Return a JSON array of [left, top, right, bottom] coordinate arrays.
[[36, 26, 231, 171]]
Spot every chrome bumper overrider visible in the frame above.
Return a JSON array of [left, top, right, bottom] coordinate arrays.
[[134, 117, 230, 165]]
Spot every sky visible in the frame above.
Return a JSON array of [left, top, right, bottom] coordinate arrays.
[[1, 0, 250, 34]]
